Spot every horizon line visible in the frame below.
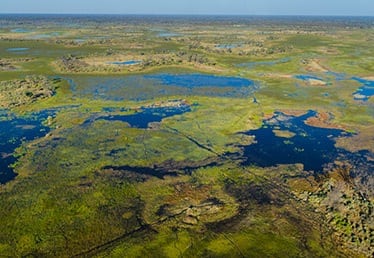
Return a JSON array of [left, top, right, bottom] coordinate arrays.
[[0, 12, 373, 17]]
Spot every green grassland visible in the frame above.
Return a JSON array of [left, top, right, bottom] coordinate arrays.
[[0, 17, 373, 257]]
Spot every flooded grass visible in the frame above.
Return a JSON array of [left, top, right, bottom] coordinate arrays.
[[237, 58, 291, 69]]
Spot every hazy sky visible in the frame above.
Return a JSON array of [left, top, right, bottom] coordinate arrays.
[[1, 0, 373, 16]]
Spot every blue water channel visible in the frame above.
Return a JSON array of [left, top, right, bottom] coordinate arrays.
[[294, 74, 324, 81]]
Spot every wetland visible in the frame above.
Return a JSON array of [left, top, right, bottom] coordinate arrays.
[[0, 14, 373, 257]]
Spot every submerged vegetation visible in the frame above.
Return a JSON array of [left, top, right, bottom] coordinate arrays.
[[0, 15, 373, 257]]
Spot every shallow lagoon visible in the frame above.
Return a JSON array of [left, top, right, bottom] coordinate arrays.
[[10, 28, 31, 33], [157, 32, 181, 37], [145, 73, 253, 87], [110, 60, 141, 65], [242, 110, 350, 173], [70, 73, 257, 101], [0, 110, 53, 184], [352, 77, 374, 101], [216, 43, 242, 49], [6, 47, 29, 52], [91, 104, 191, 129]]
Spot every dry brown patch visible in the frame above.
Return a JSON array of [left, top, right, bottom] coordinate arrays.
[[273, 130, 296, 138], [362, 76, 374, 81], [317, 47, 340, 55], [280, 109, 309, 117], [308, 78, 327, 86], [336, 125, 374, 153], [305, 59, 329, 73], [305, 111, 345, 130], [263, 112, 275, 120], [264, 73, 293, 79]]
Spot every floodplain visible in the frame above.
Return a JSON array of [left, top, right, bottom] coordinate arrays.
[[0, 15, 373, 257]]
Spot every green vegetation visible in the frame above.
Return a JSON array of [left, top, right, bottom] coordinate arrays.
[[0, 16, 373, 257], [0, 75, 58, 108]]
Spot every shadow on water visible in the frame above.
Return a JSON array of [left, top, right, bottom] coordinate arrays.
[[242, 110, 352, 173], [0, 110, 54, 184]]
